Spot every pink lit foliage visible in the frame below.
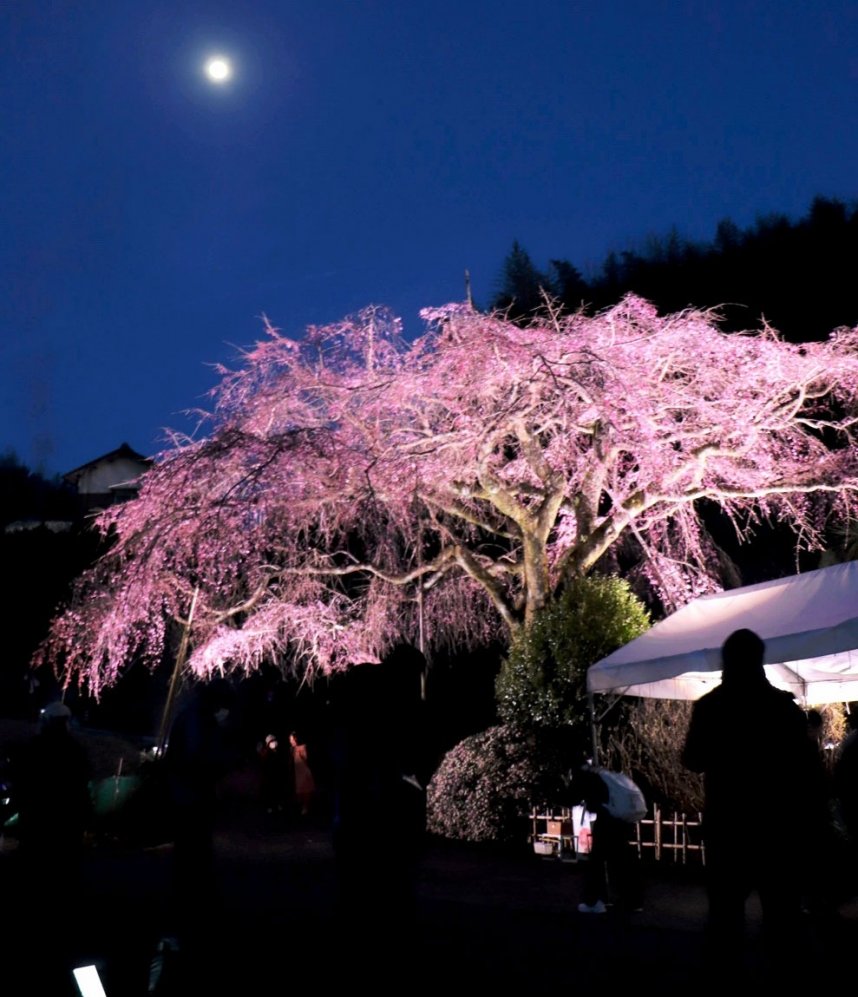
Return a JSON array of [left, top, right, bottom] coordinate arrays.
[[39, 296, 858, 695]]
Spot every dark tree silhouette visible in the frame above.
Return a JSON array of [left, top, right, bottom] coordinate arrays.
[[490, 196, 858, 343], [491, 240, 550, 321]]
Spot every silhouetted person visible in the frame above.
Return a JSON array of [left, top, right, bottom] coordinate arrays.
[[801, 707, 841, 918], [834, 710, 858, 889], [682, 629, 821, 980], [807, 709, 824, 752], [14, 701, 92, 884], [257, 732, 292, 814], [835, 712, 858, 833], [289, 730, 316, 816], [163, 678, 235, 949], [571, 766, 643, 915], [12, 701, 92, 991], [329, 644, 431, 974]]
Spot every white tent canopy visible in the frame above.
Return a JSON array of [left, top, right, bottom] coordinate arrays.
[[587, 561, 858, 705]]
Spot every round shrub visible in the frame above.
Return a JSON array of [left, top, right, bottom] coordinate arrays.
[[495, 574, 650, 732], [426, 724, 568, 843]]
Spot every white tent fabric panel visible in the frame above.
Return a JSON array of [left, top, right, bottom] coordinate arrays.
[[587, 561, 858, 705]]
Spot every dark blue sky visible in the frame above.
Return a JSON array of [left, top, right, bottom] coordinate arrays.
[[4, 1, 858, 477]]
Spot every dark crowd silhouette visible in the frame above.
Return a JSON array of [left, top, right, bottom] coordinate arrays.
[[2, 634, 858, 993]]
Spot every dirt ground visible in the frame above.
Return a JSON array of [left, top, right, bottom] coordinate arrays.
[[2, 715, 857, 994], [2, 800, 858, 996]]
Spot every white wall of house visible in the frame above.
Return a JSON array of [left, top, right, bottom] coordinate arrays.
[[72, 456, 149, 496]]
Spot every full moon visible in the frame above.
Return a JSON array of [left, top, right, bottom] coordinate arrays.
[[205, 56, 232, 83]]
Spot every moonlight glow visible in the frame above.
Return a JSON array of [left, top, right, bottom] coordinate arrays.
[[205, 56, 232, 83]]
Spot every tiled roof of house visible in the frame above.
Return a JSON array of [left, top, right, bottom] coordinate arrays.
[[63, 442, 153, 483]]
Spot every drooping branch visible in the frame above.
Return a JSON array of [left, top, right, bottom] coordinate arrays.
[[36, 296, 858, 690]]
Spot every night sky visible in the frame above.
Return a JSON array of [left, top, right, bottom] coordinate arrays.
[[4, 1, 858, 478]]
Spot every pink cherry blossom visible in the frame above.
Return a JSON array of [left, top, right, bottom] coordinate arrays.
[[36, 296, 858, 694]]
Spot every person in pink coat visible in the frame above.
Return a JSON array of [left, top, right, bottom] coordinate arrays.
[[289, 731, 315, 816]]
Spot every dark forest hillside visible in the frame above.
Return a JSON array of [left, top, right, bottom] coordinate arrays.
[[493, 196, 858, 342]]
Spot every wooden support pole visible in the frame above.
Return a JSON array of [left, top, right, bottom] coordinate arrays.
[[156, 587, 200, 755]]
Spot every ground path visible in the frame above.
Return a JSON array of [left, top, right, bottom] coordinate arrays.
[[3, 804, 857, 994]]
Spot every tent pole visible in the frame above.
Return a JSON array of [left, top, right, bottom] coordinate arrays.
[[588, 693, 599, 766]]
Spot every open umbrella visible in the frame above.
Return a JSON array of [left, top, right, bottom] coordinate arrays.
[[90, 773, 143, 818]]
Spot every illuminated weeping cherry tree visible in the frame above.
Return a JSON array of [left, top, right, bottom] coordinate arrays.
[[38, 295, 858, 695]]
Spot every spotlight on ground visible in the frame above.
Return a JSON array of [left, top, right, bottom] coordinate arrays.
[[73, 964, 108, 997]]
